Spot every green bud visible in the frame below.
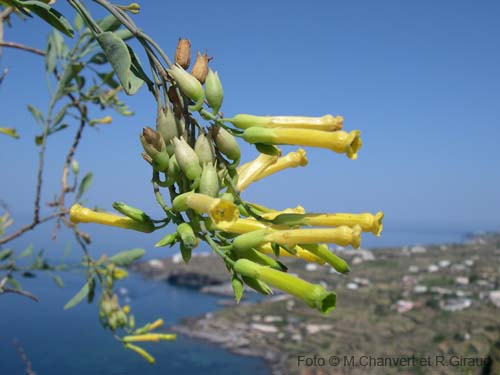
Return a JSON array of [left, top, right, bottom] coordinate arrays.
[[205, 69, 223, 114], [231, 274, 244, 303], [237, 248, 286, 271], [167, 64, 204, 111], [212, 126, 240, 162], [140, 127, 169, 171], [232, 229, 269, 252], [168, 154, 181, 180], [101, 298, 113, 316], [179, 243, 192, 264], [301, 244, 350, 274], [116, 310, 128, 327], [112, 202, 153, 224], [241, 275, 272, 295], [108, 313, 118, 331], [194, 133, 215, 164], [129, 314, 136, 330], [172, 137, 202, 181], [176, 223, 197, 249], [156, 105, 178, 156], [155, 232, 178, 247], [199, 162, 220, 197], [71, 159, 79, 174]]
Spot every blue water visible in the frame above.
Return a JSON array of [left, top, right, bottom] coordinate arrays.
[[0, 223, 492, 375], [0, 272, 270, 375]]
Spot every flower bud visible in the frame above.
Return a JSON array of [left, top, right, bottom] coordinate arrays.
[[156, 105, 178, 156], [167, 64, 204, 111], [231, 274, 244, 303], [174, 38, 191, 69], [211, 126, 240, 162], [112, 202, 153, 224], [194, 133, 215, 164], [113, 267, 129, 280], [176, 222, 198, 249], [190, 51, 211, 84], [155, 232, 178, 247], [205, 69, 223, 114], [71, 159, 79, 174], [140, 127, 169, 171], [171, 137, 202, 181], [199, 162, 220, 197]]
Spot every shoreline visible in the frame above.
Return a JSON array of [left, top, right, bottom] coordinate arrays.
[[133, 232, 500, 375]]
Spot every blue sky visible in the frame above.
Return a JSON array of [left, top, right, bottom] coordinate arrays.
[[1, 1, 499, 252]]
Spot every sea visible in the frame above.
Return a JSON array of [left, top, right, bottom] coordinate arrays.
[[0, 223, 493, 375]]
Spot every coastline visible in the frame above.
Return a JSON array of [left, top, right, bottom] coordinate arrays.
[[133, 232, 500, 375]]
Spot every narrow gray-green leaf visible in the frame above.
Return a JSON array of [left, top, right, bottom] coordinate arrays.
[[18, 244, 34, 259], [52, 103, 70, 126], [0, 248, 13, 261], [96, 32, 143, 95], [74, 13, 84, 32], [76, 172, 93, 200], [27, 105, 45, 127], [7, 276, 21, 290], [52, 275, 65, 288], [12, 1, 74, 37], [108, 248, 145, 266], [63, 281, 90, 309], [45, 35, 57, 74]]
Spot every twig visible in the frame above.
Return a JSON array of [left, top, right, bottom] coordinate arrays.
[[1, 287, 39, 302], [12, 339, 37, 375], [0, 41, 45, 56], [0, 212, 65, 245]]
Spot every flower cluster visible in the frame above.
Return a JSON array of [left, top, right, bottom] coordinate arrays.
[[69, 38, 383, 316]]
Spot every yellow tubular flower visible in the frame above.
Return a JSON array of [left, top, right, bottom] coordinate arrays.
[[172, 192, 238, 224], [123, 333, 177, 343], [147, 318, 164, 331], [228, 114, 343, 131], [215, 218, 270, 234], [236, 153, 280, 191], [258, 243, 326, 264], [300, 212, 384, 236], [124, 343, 155, 364], [242, 127, 362, 160], [265, 226, 362, 249], [69, 204, 155, 233], [253, 149, 308, 182]]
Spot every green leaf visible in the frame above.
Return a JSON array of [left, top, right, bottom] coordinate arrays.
[[52, 275, 64, 288], [64, 242, 71, 257], [271, 242, 280, 257], [87, 277, 95, 303], [255, 143, 280, 156], [271, 213, 305, 226], [96, 14, 121, 32], [45, 34, 57, 74], [0, 127, 20, 139], [74, 13, 84, 32], [180, 243, 192, 264], [52, 103, 70, 126], [108, 248, 145, 266], [52, 63, 83, 104], [96, 32, 143, 95], [231, 274, 244, 303], [12, 0, 74, 37], [76, 172, 93, 200], [0, 248, 13, 261], [7, 276, 21, 290], [63, 281, 90, 310], [18, 244, 34, 259], [27, 104, 45, 127], [88, 52, 107, 65]]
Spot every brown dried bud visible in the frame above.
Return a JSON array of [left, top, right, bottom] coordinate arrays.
[[175, 39, 191, 69], [142, 127, 163, 152], [190, 51, 212, 84]]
